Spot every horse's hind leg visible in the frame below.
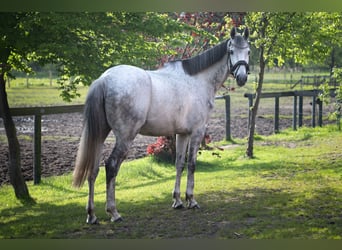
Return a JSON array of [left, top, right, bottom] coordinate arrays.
[[105, 139, 132, 222], [87, 165, 100, 224], [87, 127, 110, 224]]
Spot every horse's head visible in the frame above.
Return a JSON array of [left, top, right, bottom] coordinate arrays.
[[228, 27, 250, 87]]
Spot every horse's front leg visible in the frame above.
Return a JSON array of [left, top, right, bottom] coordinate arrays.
[[185, 131, 204, 209], [172, 134, 189, 209]]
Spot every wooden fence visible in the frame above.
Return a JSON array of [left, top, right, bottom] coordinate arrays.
[[291, 75, 338, 89], [9, 105, 84, 184], [244, 89, 336, 133]]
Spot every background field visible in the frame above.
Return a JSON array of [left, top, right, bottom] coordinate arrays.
[[4, 69, 330, 107]]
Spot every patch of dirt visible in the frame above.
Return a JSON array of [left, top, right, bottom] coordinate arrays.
[[0, 98, 332, 186]]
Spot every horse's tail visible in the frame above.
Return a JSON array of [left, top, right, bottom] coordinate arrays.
[[73, 79, 108, 188]]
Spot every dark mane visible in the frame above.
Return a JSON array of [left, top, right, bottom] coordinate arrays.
[[181, 40, 228, 75]]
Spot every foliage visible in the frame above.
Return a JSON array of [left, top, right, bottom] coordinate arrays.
[[0, 12, 189, 100], [0, 125, 341, 239], [1, 12, 241, 100], [244, 12, 342, 158], [319, 68, 342, 130], [146, 136, 176, 163], [246, 12, 342, 69]]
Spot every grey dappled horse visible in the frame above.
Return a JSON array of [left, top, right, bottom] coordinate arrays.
[[73, 27, 250, 224]]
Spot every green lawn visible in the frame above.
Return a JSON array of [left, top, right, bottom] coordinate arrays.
[[5, 78, 89, 107], [0, 125, 341, 239]]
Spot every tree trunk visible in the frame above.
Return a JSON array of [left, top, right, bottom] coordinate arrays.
[[246, 45, 265, 158], [0, 73, 33, 202], [330, 48, 335, 77]]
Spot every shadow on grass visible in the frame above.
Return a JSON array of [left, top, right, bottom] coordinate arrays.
[[0, 201, 86, 238], [2, 181, 342, 239], [1, 152, 341, 239]]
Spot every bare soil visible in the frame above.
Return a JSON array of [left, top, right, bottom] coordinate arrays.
[[0, 98, 331, 186]]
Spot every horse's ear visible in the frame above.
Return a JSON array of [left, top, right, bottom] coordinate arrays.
[[243, 27, 249, 40], [230, 27, 236, 39]]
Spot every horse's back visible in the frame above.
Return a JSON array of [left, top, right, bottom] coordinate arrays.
[[101, 64, 150, 86], [95, 64, 210, 137], [98, 65, 152, 136]]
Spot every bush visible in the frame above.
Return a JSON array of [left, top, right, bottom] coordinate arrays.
[[146, 136, 176, 163], [146, 131, 212, 163]]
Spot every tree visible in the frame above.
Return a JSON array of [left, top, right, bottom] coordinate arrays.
[[0, 13, 36, 201], [244, 12, 342, 158], [0, 12, 188, 200], [245, 12, 299, 158]]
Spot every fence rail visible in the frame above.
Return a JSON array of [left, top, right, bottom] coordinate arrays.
[[10, 104, 84, 116], [244, 89, 336, 133], [291, 75, 338, 89]]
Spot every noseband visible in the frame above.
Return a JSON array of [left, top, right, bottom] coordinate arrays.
[[229, 60, 250, 77]]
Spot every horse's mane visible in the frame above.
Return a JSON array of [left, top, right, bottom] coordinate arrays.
[[180, 40, 228, 76]]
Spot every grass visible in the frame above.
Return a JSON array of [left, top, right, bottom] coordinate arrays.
[[0, 125, 341, 239], [5, 78, 89, 107]]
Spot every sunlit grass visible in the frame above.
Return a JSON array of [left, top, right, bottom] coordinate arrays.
[[5, 78, 89, 107], [0, 125, 341, 239]]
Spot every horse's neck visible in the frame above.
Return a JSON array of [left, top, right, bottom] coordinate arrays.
[[198, 54, 229, 93]]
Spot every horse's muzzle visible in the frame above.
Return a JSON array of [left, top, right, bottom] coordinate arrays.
[[236, 74, 248, 87], [230, 60, 249, 87]]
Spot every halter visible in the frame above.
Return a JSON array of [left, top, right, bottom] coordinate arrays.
[[227, 40, 250, 78], [229, 60, 250, 77]]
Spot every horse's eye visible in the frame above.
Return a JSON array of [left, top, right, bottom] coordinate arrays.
[[229, 50, 234, 55], [248, 50, 250, 55]]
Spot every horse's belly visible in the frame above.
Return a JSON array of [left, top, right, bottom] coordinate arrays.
[[139, 120, 190, 136]]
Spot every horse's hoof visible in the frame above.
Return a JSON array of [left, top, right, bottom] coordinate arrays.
[[172, 201, 184, 209], [86, 215, 99, 225], [188, 202, 200, 209], [111, 216, 123, 223]]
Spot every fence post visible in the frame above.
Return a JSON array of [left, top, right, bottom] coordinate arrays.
[[223, 95, 231, 141], [33, 114, 42, 185], [318, 98, 323, 127], [298, 96, 303, 127], [293, 95, 297, 130], [274, 97, 279, 133], [311, 96, 316, 127]]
